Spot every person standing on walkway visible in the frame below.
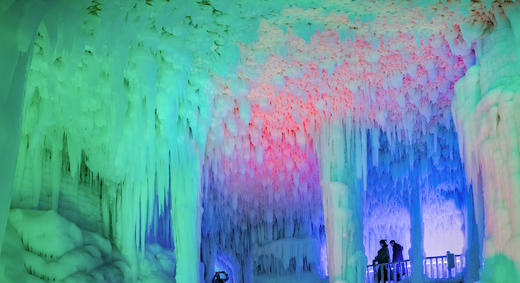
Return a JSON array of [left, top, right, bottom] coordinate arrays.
[[390, 240, 405, 281], [373, 239, 390, 282]]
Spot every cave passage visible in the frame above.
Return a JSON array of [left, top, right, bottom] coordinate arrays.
[[1, 1, 520, 283]]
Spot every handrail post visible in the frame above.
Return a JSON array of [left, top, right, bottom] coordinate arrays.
[[437, 257, 441, 278], [428, 258, 431, 278], [390, 263, 393, 282]]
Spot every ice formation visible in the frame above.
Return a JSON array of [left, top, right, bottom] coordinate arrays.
[[1, 0, 520, 283], [452, 3, 520, 282], [0, 209, 176, 282]]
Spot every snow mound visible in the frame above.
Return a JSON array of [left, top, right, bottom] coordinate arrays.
[[8, 209, 83, 259], [0, 209, 126, 282]]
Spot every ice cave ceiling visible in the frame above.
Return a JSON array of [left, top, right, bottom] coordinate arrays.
[[201, 0, 477, 211], [12, 0, 485, 224]]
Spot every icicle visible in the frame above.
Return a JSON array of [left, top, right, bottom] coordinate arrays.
[[50, 133, 63, 211], [371, 128, 380, 167]]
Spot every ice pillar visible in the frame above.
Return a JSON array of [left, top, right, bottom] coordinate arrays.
[[171, 141, 203, 283], [409, 186, 424, 283], [317, 121, 367, 283], [453, 4, 520, 280], [464, 185, 481, 283], [0, 0, 47, 253]]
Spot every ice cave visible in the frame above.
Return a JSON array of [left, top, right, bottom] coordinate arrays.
[[1, 0, 520, 282]]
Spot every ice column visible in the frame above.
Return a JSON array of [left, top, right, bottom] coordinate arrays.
[[409, 185, 424, 283], [0, 0, 47, 254], [453, 3, 520, 281], [464, 184, 482, 283], [171, 140, 203, 283], [317, 121, 367, 283]]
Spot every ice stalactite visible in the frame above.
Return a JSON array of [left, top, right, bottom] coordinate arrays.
[[0, 0, 50, 255], [453, 2, 520, 282], [317, 121, 367, 283], [171, 142, 203, 283]]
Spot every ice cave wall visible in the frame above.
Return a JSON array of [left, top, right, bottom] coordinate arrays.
[[452, 3, 520, 281], [3, 1, 237, 281], [0, 0, 50, 256]]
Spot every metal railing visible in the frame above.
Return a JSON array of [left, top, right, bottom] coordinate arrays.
[[423, 254, 465, 279], [366, 254, 465, 283], [366, 260, 411, 283]]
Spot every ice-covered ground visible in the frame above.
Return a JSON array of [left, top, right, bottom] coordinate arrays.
[[253, 273, 328, 283], [253, 272, 466, 283], [0, 209, 176, 283]]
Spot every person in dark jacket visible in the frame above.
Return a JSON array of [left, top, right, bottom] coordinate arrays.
[[390, 240, 404, 262], [390, 240, 405, 281], [373, 239, 390, 282]]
